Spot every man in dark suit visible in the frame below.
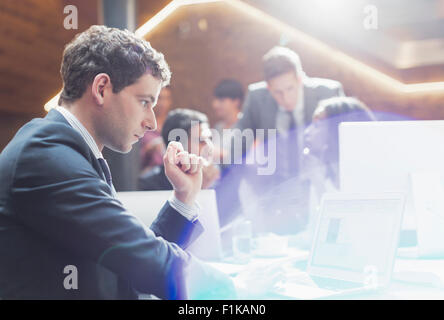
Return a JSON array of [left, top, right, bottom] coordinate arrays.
[[217, 46, 345, 232], [0, 25, 232, 299], [234, 46, 345, 169]]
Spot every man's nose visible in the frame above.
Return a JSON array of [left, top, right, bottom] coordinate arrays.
[[143, 112, 157, 132], [282, 92, 292, 106]]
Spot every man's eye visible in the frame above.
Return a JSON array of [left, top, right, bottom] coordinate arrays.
[[141, 100, 149, 108]]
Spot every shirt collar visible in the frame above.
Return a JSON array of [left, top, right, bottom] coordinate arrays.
[[55, 106, 103, 159], [278, 84, 304, 120]]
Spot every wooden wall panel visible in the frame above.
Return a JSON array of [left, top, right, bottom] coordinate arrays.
[[141, 1, 444, 125], [0, 0, 99, 150], [1, 0, 443, 152], [0, 0, 99, 116]]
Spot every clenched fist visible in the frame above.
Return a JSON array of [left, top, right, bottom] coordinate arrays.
[[164, 141, 205, 205]]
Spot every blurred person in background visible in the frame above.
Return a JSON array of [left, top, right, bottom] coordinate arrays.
[[139, 108, 220, 191], [139, 85, 173, 175], [218, 46, 345, 233], [293, 96, 377, 248], [211, 79, 244, 161], [233, 46, 345, 180]]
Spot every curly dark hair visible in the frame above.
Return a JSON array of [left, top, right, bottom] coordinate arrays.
[[58, 25, 171, 105]]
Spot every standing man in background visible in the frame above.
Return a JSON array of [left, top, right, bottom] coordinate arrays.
[[235, 46, 345, 176], [218, 46, 345, 233]]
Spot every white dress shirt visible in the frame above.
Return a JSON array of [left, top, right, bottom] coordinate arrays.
[[275, 85, 305, 135], [275, 86, 305, 175]]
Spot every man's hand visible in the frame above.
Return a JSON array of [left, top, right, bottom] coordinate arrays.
[[164, 141, 205, 205], [186, 256, 236, 300]]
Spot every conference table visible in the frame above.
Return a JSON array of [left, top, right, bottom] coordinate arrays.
[[209, 237, 444, 300]]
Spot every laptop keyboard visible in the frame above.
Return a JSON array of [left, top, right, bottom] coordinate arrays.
[[273, 273, 365, 299], [284, 271, 363, 291], [309, 276, 363, 291]]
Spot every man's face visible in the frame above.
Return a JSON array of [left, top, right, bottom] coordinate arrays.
[[267, 71, 302, 111], [188, 123, 213, 162], [211, 97, 240, 119], [101, 72, 162, 153], [303, 111, 328, 157]]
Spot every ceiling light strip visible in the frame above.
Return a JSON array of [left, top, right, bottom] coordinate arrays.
[[44, 0, 444, 111]]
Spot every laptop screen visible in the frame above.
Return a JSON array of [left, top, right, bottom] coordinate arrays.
[[310, 198, 401, 275]]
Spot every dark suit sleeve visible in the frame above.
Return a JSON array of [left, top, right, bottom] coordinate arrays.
[[228, 88, 259, 163], [10, 132, 197, 299], [138, 166, 173, 191], [151, 202, 204, 249], [235, 88, 257, 132], [318, 79, 345, 100]]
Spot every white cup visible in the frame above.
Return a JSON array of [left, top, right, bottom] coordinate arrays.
[[232, 220, 252, 263]]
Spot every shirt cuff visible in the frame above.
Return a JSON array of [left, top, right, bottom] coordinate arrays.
[[168, 193, 200, 222]]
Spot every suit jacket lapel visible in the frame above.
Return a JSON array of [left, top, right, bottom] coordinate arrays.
[[265, 94, 279, 130], [45, 109, 105, 184], [303, 82, 316, 126]]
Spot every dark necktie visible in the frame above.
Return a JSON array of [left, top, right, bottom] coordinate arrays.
[[287, 112, 299, 176], [98, 158, 113, 187]]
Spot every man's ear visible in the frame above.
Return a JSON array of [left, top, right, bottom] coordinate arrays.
[[91, 73, 112, 106], [296, 75, 303, 87], [234, 98, 242, 110]]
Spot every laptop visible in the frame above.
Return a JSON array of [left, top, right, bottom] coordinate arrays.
[[397, 172, 444, 258], [339, 120, 444, 257], [272, 192, 405, 299], [117, 190, 223, 261]]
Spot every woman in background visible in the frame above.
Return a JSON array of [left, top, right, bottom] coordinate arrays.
[[294, 96, 377, 247]]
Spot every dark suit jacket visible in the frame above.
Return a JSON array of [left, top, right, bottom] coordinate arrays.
[[0, 109, 203, 300]]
